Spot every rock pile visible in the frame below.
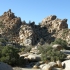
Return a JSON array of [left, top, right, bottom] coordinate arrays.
[[0, 9, 22, 43], [41, 15, 68, 32], [19, 24, 34, 46], [0, 9, 70, 46]]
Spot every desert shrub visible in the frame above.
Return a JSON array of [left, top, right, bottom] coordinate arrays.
[[0, 38, 8, 46], [18, 57, 27, 67], [38, 45, 67, 62], [0, 45, 20, 66], [46, 49, 67, 61], [52, 38, 67, 49], [38, 43, 52, 54], [0, 46, 4, 57], [20, 47, 25, 52]]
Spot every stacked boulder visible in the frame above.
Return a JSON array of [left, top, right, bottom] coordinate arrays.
[[0, 10, 70, 46], [41, 15, 68, 33], [19, 24, 34, 46]]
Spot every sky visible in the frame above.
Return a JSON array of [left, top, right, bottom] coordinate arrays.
[[0, 0, 70, 28]]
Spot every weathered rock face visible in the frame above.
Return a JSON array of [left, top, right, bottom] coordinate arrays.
[[19, 22, 49, 46], [53, 28, 70, 43], [0, 10, 70, 46], [41, 15, 68, 32], [40, 15, 69, 43], [0, 9, 22, 43], [19, 24, 34, 46]]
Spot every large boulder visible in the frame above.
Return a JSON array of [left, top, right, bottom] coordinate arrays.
[[48, 62, 57, 67], [42, 64, 52, 70], [41, 62, 58, 70], [0, 62, 13, 70], [62, 60, 70, 70], [27, 54, 41, 61]]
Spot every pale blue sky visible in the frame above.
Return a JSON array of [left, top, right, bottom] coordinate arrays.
[[0, 0, 70, 28]]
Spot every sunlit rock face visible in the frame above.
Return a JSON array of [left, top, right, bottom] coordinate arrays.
[[0, 10, 70, 46], [0, 9, 22, 43], [19, 24, 34, 46], [41, 15, 68, 32]]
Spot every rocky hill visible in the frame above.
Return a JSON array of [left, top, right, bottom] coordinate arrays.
[[0, 9, 70, 46]]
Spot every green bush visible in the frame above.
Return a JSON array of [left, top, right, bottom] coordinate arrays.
[[38, 44, 52, 54], [38, 45, 67, 62], [0, 46, 4, 57], [0, 38, 8, 46], [52, 38, 67, 49], [0, 45, 20, 66]]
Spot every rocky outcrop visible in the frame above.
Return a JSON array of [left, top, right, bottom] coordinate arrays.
[[40, 15, 70, 43], [41, 15, 68, 32], [0, 9, 22, 43], [0, 9, 70, 46], [19, 24, 34, 46]]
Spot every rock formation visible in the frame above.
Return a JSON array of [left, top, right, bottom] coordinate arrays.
[[19, 24, 34, 46], [0, 9, 70, 46], [0, 9, 22, 43], [41, 15, 68, 31]]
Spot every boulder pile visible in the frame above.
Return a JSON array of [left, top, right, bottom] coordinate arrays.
[[0, 9, 70, 46]]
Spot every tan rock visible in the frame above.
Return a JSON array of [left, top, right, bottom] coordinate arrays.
[[42, 64, 52, 70], [33, 65, 39, 69], [27, 54, 41, 61], [62, 60, 70, 70], [41, 62, 58, 70], [56, 60, 62, 68], [48, 62, 58, 67], [67, 55, 70, 59]]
